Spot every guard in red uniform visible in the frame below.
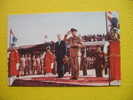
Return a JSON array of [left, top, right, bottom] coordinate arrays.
[[32, 55, 37, 74], [109, 41, 120, 80], [9, 48, 20, 77], [43, 47, 54, 74], [36, 55, 41, 74]]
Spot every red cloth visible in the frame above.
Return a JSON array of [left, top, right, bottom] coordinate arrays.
[[109, 41, 121, 80], [9, 49, 20, 76], [44, 52, 54, 73]]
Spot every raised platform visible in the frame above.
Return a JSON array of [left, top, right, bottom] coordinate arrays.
[[10, 75, 111, 86]]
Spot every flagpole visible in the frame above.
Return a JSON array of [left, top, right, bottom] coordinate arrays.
[[9, 29, 12, 48], [105, 12, 108, 34], [105, 11, 111, 86]]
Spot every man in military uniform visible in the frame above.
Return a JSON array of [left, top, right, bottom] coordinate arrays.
[[94, 47, 104, 77], [64, 28, 83, 80]]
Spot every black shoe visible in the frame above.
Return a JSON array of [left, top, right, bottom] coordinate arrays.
[[70, 77, 78, 80], [44, 72, 46, 75], [58, 75, 64, 78]]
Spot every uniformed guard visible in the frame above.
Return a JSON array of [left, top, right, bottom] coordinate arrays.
[[9, 48, 20, 77], [64, 28, 83, 80]]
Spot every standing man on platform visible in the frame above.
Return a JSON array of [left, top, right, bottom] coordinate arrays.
[[55, 34, 67, 78], [64, 28, 83, 80]]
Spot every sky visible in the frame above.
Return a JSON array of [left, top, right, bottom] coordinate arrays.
[[8, 12, 118, 47]]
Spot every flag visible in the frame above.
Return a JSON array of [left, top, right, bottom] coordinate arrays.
[[44, 34, 48, 39], [107, 11, 113, 21], [107, 11, 118, 28], [44, 34, 48, 42], [10, 29, 18, 48]]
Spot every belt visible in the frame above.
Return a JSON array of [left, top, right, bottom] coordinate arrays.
[[71, 46, 80, 49]]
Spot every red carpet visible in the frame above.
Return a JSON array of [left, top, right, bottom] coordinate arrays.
[[12, 76, 110, 86]]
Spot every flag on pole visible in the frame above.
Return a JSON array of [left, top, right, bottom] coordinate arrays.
[[44, 34, 48, 42], [10, 29, 18, 48], [107, 11, 113, 21], [107, 11, 118, 28], [44, 34, 48, 39]]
